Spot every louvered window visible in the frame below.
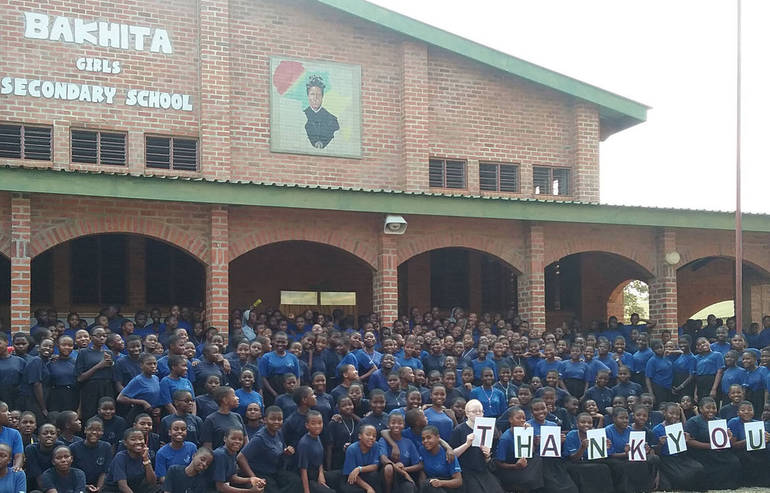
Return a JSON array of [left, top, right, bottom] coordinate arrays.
[[0, 123, 52, 160], [71, 130, 126, 165], [146, 136, 198, 171], [480, 163, 519, 192], [429, 158, 466, 189], [533, 166, 571, 196]]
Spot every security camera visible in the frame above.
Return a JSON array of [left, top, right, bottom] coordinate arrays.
[[384, 215, 407, 235]]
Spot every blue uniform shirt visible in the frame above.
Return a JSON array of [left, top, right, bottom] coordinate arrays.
[[342, 441, 381, 475], [420, 444, 461, 478], [695, 351, 725, 376], [121, 373, 162, 408], [645, 355, 673, 388], [470, 386, 506, 417]]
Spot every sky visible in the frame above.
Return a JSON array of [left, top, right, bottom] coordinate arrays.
[[370, 0, 770, 214]]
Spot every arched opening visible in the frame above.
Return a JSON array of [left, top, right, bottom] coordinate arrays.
[[397, 248, 518, 317], [677, 256, 770, 326], [229, 241, 374, 322], [30, 234, 205, 321], [0, 254, 9, 329], [689, 300, 734, 323], [545, 252, 652, 329], [606, 280, 650, 323]]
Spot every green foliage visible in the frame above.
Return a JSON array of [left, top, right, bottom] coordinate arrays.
[[623, 280, 649, 320]]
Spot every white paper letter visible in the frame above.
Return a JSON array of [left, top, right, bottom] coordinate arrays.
[[708, 419, 730, 450]]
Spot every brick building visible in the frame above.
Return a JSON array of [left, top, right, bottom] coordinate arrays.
[[1, 0, 768, 334]]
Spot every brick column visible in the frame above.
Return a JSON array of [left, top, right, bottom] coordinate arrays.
[[206, 206, 229, 333], [401, 41, 429, 192], [199, 0, 231, 180], [649, 228, 678, 336], [373, 235, 398, 327], [573, 102, 600, 203], [517, 223, 546, 333], [10, 194, 31, 333]]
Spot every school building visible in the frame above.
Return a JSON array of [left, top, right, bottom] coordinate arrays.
[[1, 0, 769, 334]]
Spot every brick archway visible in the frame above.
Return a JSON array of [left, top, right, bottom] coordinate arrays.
[[544, 240, 655, 278], [229, 229, 377, 270], [544, 248, 654, 279], [677, 248, 770, 278], [29, 217, 209, 264], [397, 236, 524, 274]]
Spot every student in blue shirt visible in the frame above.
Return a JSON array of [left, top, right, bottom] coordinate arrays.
[[397, 338, 424, 371], [424, 385, 457, 441], [420, 425, 462, 493], [378, 412, 421, 493], [535, 343, 561, 380], [710, 327, 731, 355], [212, 428, 262, 493], [612, 365, 642, 399], [495, 406, 543, 491], [694, 337, 724, 402], [719, 350, 746, 400], [645, 339, 673, 405], [235, 369, 264, 418], [596, 339, 620, 386], [162, 447, 214, 493], [297, 410, 339, 493], [117, 353, 162, 422], [195, 375, 221, 420], [237, 406, 301, 493], [583, 370, 613, 414], [259, 332, 301, 406], [469, 368, 506, 417], [559, 344, 588, 398], [341, 424, 382, 493], [154, 419, 197, 482], [104, 428, 157, 493], [0, 400, 24, 472], [631, 333, 653, 386], [470, 344, 497, 383], [71, 417, 113, 493], [158, 354, 195, 415], [18, 337, 53, 424], [563, 412, 613, 493], [727, 400, 770, 486], [651, 402, 703, 491], [39, 445, 87, 493], [0, 443, 26, 492], [740, 351, 766, 416], [604, 406, 651, 493], [671, 335, 696, 398], [360, 390, 389, 437], [684, 396, 740, 490], [49, 335, 79, 412]]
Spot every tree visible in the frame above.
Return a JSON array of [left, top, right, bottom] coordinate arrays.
[[623, 280, 649, 320]]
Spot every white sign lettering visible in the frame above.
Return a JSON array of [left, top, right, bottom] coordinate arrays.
[[24, 12, 173, 53]]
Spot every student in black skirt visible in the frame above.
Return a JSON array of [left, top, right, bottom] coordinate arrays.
[[563, 412, 613, 493], [76, 326, 115, 421], [494, 406, 543, 492], [527, 399, 577, 493], [449, 399, 504, 493], [652, 402, 704, 491], [604, 406, 652, 493], [684, 396, 740, 490]]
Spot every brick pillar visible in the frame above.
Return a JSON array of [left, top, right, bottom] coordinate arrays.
[[199, 0, 231, 180], [401, 40, 429, 192], [517, 223, 545, 332], [206, 206, 229, 333], [373, 235, 398, 327], [649, 228, 678, 336], [10, 194, 31, 333], [573, 102, 600, 203]]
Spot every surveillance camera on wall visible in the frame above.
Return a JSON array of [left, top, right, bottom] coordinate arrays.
[[384, 214, 407, 235]]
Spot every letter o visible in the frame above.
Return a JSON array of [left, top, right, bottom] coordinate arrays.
[[171, 93, 182, 110], [711, 427, 728, 448], [159, 92, 171, 109]]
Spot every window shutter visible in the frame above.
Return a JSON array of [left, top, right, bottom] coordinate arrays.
[[429, 159, 445, 188], [146, 136, 171, 169], [71, 130, 99, 164], [444, 160, 465, 189], [172, 138, 198, 171], [0, 124, 22, 158], [479, 163, 498, 191], [499, 164, 518, 192], [22, 126, 52, 160], [100, 132, 126, 165]]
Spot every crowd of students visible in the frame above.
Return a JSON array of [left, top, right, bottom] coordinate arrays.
[[1, 304, 770, 493]]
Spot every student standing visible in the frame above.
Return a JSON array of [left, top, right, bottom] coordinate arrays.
[[495, 406, 544, 492], [76, 327, 115, 421]]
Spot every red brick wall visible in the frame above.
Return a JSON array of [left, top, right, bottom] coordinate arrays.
[[0, 192, 10, 258]]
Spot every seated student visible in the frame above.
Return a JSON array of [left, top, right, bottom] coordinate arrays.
[[195, 375, 222, 420], [56, 411, 83, 447], [0, 443, 25, 492], [235, 369, 265, 418], [422, 370, 444, 405], [39, 444, 87, 493], [310, 372, 335, 424], [612, 366, 642, 399], [298, 410, 340, 493], [158, 354, 195, 416], [104, 428, 160, 493], [283, 386, 317, 458], [379, 412, 420, 493], [97, 397, 128, 450], [212, 428, 262, 493], [458, 367, 475, 401], [471, 344, 497, 384], [360, 389, 388, 437], [450, 399, 505, 493], [495, 406, 544, 492], [540, 387, 564, 426], [583, 400, 604, 429], [159, 390, 203, 445], [348, 382, 370, 419], [728, 400, 770, 486], [563, 412, 613, 493], [538, 370, 569, 405], [718, 383, 745, 420], [339, 423, 382, 493], [238, 406, 301, 493], [275, 374, 300, 418], [685, 396, 741, 490], [469, 368, 506, 418], [71, 417, 113, 493], [638, 393, 664, 428], [201, 386, 248, 451], [652, 402, 704, 491], [424, 385, 457, 442], [441, 371, 464, 409], [326, 396, 358, 470], [154, 419, 198, 483], [604, 406, 652, 493], [162, 447, 214, 493], [369, 354, 397, 392], [583, 370, 613, 414], [25, 422, 58, 491], [527, 398, 578, 493], [420, 425, 463, 493]]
